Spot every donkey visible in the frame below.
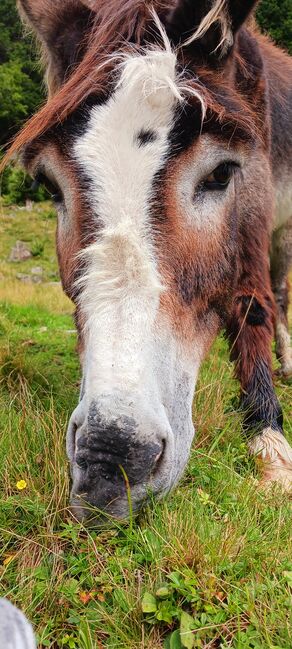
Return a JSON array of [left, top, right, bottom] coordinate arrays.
[[4, 0, 292, 522]]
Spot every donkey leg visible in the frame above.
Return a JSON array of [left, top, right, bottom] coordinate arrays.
[[226, 279, 292, 489], [270, 218, 292, 377], [274, 277, 292, 377]]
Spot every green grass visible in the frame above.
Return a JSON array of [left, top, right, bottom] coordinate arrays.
[[0, 201, 291, 649]]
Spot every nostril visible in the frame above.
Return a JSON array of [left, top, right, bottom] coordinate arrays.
[[72, 422, 77, 443], [76, 455, 88, 470]]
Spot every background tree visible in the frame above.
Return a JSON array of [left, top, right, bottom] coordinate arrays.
[[257, 0, 292, 54], [0, 0, 44, 147]]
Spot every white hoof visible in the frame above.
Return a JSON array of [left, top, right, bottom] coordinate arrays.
[[279, 363, 292, 379], [248, 428, 292, 491]]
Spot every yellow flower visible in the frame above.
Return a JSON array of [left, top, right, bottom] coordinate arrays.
[[16, 479, 27, 491]]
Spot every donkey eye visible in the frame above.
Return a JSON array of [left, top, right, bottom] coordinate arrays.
[[34, 173, 63, 203], [202, 162, 238, 191]]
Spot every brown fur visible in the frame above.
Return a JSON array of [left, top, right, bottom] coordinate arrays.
[[1, 1, 264, 168]]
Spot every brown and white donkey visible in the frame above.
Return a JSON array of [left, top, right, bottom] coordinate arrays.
[[4, 0, 292, 522]]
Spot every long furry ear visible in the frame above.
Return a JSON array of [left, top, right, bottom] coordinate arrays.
[[17, 0, 96, 94], [166, 0, 258, 61]]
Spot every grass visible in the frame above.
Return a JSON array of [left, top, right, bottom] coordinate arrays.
[[0, 200, 291, 649]]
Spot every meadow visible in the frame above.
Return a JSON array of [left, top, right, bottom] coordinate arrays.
[[0, 200, 291, 648]]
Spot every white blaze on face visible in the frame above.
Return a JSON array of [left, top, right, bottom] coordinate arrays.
[[73, 50, 184, 404], [67, 47, 208, 495]]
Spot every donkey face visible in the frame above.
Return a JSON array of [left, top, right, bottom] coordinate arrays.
[[16, 0, 259, 522]]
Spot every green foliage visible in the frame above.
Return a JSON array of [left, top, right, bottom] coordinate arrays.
[[0, 159, 11, 195], [2, 166, 47, 204], [0, 61, 41, 139], [30, 238, 45, 257], [0, 0, 43, 145], [257, 0, 292, 54], [0, 1, 44, 204]]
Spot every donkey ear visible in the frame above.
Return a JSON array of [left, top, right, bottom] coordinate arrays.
[[166, 0, 258, 60], [17, 0, 96, 93]]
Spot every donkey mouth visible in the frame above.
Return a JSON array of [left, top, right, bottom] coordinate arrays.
[[69, 484, 148, 526], [69, 457, 167, 524], [69, 441, 166, 524]]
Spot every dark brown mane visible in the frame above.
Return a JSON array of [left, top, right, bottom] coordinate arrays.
[[2, 0, 262, 168]]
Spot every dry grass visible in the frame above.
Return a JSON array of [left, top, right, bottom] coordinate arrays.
[[0, 279, 71, 313]]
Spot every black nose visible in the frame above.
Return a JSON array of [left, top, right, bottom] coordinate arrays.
[[71, 407, 164, 520], [75, 421, 163, 482]]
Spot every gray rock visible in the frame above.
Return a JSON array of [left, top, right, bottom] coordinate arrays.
[[16, 273, 42, 284], [30, 266, 43, 275], [9, 241, 32, 262], [16, 274, 31, 283]]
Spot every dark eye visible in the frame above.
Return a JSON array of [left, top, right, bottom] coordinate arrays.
[[202, 162, 239, 191], [33, 173, 63, 203]]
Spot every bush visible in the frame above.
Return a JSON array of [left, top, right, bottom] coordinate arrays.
[[0, 0, 44, 146], [257, 0, 292, 54], [30, 239, 45, 257], [1, 166, 47, 205], [0, 161, 11, 196]]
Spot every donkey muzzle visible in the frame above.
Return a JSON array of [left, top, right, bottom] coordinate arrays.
[[68, 401, 167, 523]]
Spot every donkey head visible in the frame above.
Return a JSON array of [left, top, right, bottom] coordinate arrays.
[[16, 0, 263, 523]]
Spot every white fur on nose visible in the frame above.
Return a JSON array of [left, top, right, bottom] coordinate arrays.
[[76, 219, 163, 326], [73, 49, 183, 397], [73, 46, 205, 454]]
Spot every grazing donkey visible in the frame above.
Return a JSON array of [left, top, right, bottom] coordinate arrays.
[[5, 0, 292, 522]]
